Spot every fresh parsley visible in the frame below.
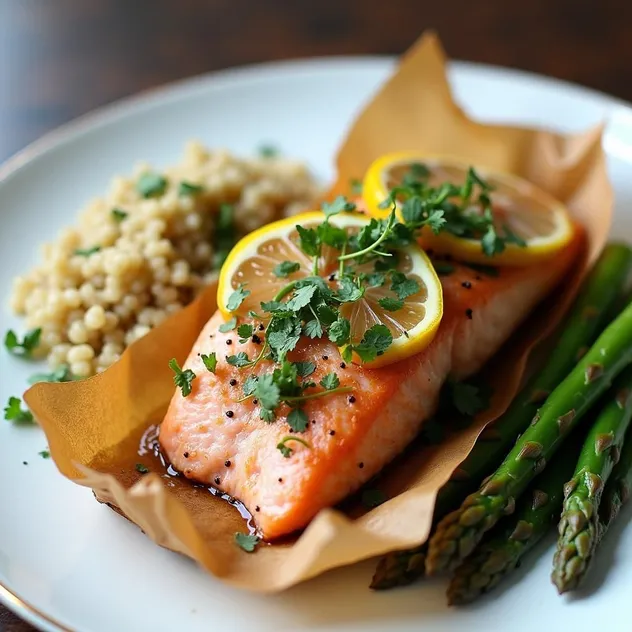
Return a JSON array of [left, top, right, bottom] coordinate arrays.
[[227, 352, 251, 368], [28, 364, 76, 384], [234, 532, 260, 552], [111, 207, 128, 222], [219, 317, 237, 333], [226, 284, 250, 311], [169, 358, 196, 397], [137, 172, 167, 198], [4, 396, 34, 424], [39, 449, 51, 459], [201, 353, 217, 373], [287, 408, 309, 432], [178, 181, 204, 197], [135, 463, 149, 474], [319, 373, 340, 390], [4, 328, 41, 357], [378, 297, 404, 312], [73, 245, 101, 257], [258, 144, 279, 159], [350, 178, 363, 195], [276, 435, 311, 458], [273, 261, 301, 278], [212, 203, 238, 270]]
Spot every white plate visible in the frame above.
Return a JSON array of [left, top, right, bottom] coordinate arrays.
[[2, 56, 632, 632]]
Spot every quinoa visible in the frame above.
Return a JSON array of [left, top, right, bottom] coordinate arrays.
[[9, 141, 319, 376]]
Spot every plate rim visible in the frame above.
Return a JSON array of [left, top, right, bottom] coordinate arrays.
[[1, 54, 632, 632]]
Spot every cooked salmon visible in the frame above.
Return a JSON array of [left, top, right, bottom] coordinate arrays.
[[159, 234, 580, 539]]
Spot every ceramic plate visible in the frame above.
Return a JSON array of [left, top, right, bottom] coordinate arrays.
[[2, 57, 632, 632]]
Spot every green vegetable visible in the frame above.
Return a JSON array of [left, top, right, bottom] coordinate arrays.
[[201, 353, 217, 374], [218, 317, 237, 333], [426, 298, 632, 576], [111, 208, 128, 222], [178, 181, 204, 197], [371, 242, 632, 589], [28, 364, 76, 384], [599, 425, 632, 536], [320, 373, 340, 390], [135, 463, 149, 474], [287, 408, 309, 432], [4, 396, 34, 424], [226, 284, 250, 311], [258, 145, 279, 158], [552, 364, 632, 593], [168, 358, 196, 397], [212, 203, 238, 269], [137, 172, 167, 198], [234, 532, 260, 552], [4, 328, 41, 357], [448, 434, 579, 604], [38, 449, 51, 459], [273, 261, 301, 278], [73, 245, 101, 257], [276, 435, 311, 458], [350, 178, 363, 195]]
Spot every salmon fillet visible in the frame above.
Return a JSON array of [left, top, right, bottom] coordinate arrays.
[[160, 235, 580, 539]]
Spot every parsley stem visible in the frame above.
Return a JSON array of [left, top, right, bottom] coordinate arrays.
[[278, 436, 311, 449], [338, 242, 346, 277], [312, 255, 319, 276], [338, 211, 396, 262], [273, 280, 299, 302], [283, 386, 353, 403]]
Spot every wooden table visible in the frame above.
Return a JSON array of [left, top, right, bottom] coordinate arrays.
[[1, 0, 630, 629]]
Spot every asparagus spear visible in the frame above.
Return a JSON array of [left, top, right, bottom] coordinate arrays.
[[447, 435, 578, 605], [599, 425, 632, 534], [370, 244, 632, 589], [425, 299, 632, 575], [552, 365, 632, 593]]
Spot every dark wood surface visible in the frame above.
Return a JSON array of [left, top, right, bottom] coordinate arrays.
[[1, 0, 631, 629]]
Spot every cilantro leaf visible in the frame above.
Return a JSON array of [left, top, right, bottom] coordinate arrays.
[[234, 532, 260, 552], [73, 245, 101, 257], [4, 328, 41, 357], [390, 272, 420, 300], [401, 197, 423, 224], [258, 144, 279, 158], [28, 364, 76, 384], [254, 373, 281, 411], [267, 317, 302, 360], [276, 435, 311, 458], [304, 319, 323, 339], [378, 297, 404, 312], [328, 317, 351, 346], [260, 300, 287, 313], [362, 272, 386, 287], [39, 449, 51, 459], [226, 352, 251, 368], [277, 443, 293, 458], [361, 489, 388, 509], [4, 396, 34, 424], [481, 224, 505, 257], [321, 195, 356, 218], [212, 203, 237, 270], [294, 361, 316, 378], [219, 317, 237, 333], [317, 304, 338, 326], [353, 324, 393, 363], [317, 222, 348, 249], [287, 408, 309, 432], [286, 285, 317, 311], [237, 323, 254, 343], [350, 178, 363, 195], [178, 181, 204, 197], [337, 276, 364, 303], [260, 408, 276, 422], [319, 373, 340, 390], [273, 261, 301, 278], [433, 262, 455, 276], [425, 209, 446, 234], [169, 358, 196, 396], [201, 353, 217, 373], [296, 225, 320, 256], [226, 284, 250, 312], [135, 463, 149, 474], [111, 207, 128, 222], [137, 172, 167, 198], [243, 375, 258, 396]]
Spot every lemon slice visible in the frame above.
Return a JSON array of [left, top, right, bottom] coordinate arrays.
[[362, 152, 575, 266], [217, 211, 443, 367]]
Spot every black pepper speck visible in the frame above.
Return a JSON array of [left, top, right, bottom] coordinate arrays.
[[340, 362, 346, 369], [475, 275, 482, 281], [358, 462, 364, 469], [229, 379, 237, 386], [348, 396, 356, 404], [183, 451, 190, 458], [278, 477, 283, 483], [252, 334, 262, 344], [258, 324, 265, 331], [462, 281, 472, 289], [329, 430, 336, 436], [253, 399, 258, 405], [255, 506, 260, 512], [328, 273, 336, 281], [226, 410, 234, 418], [23, 461, 28, 466], [225, 460, 232, 467], [226, 339, 233, 345], [311, 419, 316, 425], [322, 355, 329, 360], [214, 477, 221, 485], [465, 308, 473, 319]]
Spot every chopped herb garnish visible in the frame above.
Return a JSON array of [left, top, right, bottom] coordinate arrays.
[[73, 245, 101, 257], [227, 352, 251, 368], [178, 181, 204, 197], [234, 532, 260, 552], [319, 372, 340, 390], [201, 352, 217, 373], [219, 317, 237, 333], [273, 261, 301, 278], [258, 144, 279, 158], [287, 408, 309, 432], [226, 284, 250, 311], [276, 435, 311, 458], [111, 207, 128, 222], [294, 361, 316, 378], [168, 358, 196, 397], [137, 172, 167, 198], [433, 262, 455, 276], [237, 324, 254, 343], [4, 328, 41, 357], [28, 364, 77, 384], [39, 449, 50, 459], [378, 297, 404, 312], [212, 203, 238, 270], [350, 178, 363, 195], [3, 396, 34, 424], [135, 463, 149, 474], [361, 488, 388, 509]]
